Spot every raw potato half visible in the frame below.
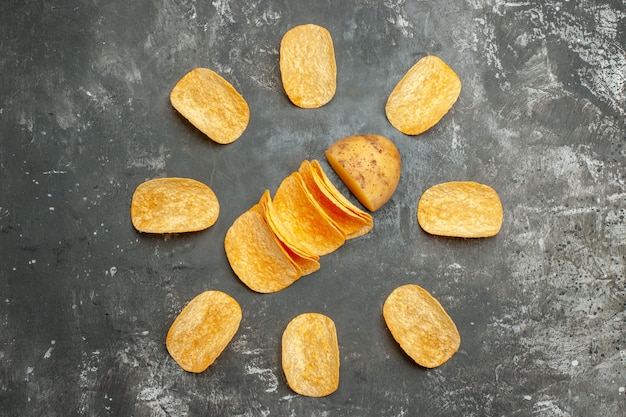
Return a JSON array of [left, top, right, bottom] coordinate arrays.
[[417, 181, 503, 238], [280, 24, 336, 108], [170, 67, 250, 144], [166, 291, 242, 373], [325, 134, 401, 212], [131, 177, 219, 233], [383, 284, 460, 368], [386, 55, 461, 136], [282, 313, 340, 397]]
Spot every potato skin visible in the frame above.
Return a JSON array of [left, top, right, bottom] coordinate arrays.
[[417, 181, 503, 238], [325, 134, 401, 212]]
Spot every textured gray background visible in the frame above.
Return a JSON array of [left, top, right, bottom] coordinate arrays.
[[1, 0, 624, 416]]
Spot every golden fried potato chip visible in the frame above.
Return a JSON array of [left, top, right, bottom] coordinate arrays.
[[166, 290, 242, 373], [309, 160, 374, 231], [225, 196, 303, 293], [280, 24, 336, 108], [170, 67, 250, 144], [269, 172, 346, 256], [325, 135, 402, 212], [417, 181, 503, 238], [130, 177, 219, 233], [386, 55, 461, 136], [256, 192, 321, 277], [383, 284, 460, 368], [298, 160, 373, 239], [282, 313, 340, 397]]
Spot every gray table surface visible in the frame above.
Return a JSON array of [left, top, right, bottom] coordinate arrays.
[[1, 0, 625, 416]]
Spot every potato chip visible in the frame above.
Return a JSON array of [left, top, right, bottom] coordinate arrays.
[[280, 24, 336, 108], [256, 192, 321, 276], [225, 197, 302, 293], [383, 284, 460, 368], [170, 67, 250, 144], [166, 290, 242, 373], [386, 55, 461, 136], [309, 160, 374, 230], [417, 181, 503, 238], [298, 160, 373, 238], [269, 172, 346, 256], [325, 135, 402, 212], [282, 313, 340, 397], [130, 177, 219, 233]]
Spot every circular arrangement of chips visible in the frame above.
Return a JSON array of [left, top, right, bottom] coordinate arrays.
[[126, 21, 507, 397]]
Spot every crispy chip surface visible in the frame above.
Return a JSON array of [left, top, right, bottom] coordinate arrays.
[[310, 160, 373, 228], [386, 55, 461, 136], [256, 192, 321, 276], [280, 24, 336, 108], [130, 177, 219, 233], [383, 284, 460, 368], [417, 181, 503, 238], [269, 172, 345, 256], [170, 67, 250, 144], [166, 291, 242, 373], [282, 313, 340, 397], [225, 200, 302, 293], [298, 160, 372, 238]]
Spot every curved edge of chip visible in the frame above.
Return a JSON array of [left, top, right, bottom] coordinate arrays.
[[224, 196, 302, 294], [382, 284, 460, 369], [416, 181, 503, 238], [130, 177, 220, 234], [170, 67, 250, 144], [280, 24, 337, 109], [166, 290, 242, 373], [281, 312, 340, 397]]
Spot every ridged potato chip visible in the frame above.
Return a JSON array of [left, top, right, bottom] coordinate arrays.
[[256, 192, 321, 276], [386, 55, 461, 136], [269, 172, 346, 256], [130, 177, 219, 233], [298, 160, 373, 238], [282, 313, 340, 397], [280, 24, 336, 108], [225, 201, 303, 293], [417, 181, 503, 238], [325, 134, 401, 212], [225, 161, 371, 293], [383, 284, 460, 368], [309, 160, 374, 234], [166, 291, 242, 373], [170, 67, 250, 144]]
